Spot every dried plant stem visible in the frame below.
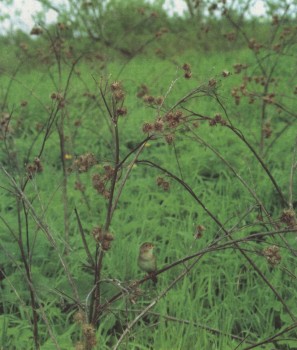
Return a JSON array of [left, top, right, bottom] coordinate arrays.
[[242, 321, 297, 350], [289, 138, 297, 209]]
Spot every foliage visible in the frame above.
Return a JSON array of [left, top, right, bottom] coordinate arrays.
[[0, 1, 297, 350]]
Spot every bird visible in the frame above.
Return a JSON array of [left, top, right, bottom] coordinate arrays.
[[138, 242, 157, 285]]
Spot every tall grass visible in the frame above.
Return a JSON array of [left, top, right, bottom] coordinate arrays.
[[1, 2, 297, 349]]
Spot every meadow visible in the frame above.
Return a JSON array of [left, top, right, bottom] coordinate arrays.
[[0, 3, 297, 349]]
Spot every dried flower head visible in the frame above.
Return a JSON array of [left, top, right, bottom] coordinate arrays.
[[116, 107, 128, 117], [111, 81, 125, 102], [0, 113, 13, 138], [113, 90, 125, 102], [73, 310, 86, 324], [195, 225, 205, 239], [142, 122, 154, 134], [75, 342, 84, 350], [103, 165, 115, 180], [154, 119, 164, 132], [155, 96, 164, 105], [182, 63, 192, 79], [82, 323, 97, 348], [111, 81, 122, 91], [263, 120, 272, 138], [263, 245, 281, 266], [92, 227, 104, 243], [233, 63, 248, 74], [165, 133, 174, 144], [184, 71, 192, 79], [143, 95, 155, 104], [137, 84, 149, 98], [248, 38, 263, 53], [30, 26, 43, 35], [73, 153, 97, 173], [222, 70, 230, 77], [156, 177, 170, 191], [27, 158, 43, 179], [92, 174, 105, 195], [280, 209, 297, 229]]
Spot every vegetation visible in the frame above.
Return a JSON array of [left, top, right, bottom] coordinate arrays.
[[0, 0, 297, 349]]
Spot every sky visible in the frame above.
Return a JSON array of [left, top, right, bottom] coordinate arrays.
[[0, 0, 266, 34]]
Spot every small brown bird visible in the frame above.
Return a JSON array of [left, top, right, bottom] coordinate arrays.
[[138, 242, 157, 285]]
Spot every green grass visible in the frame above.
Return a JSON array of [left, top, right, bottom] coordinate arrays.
[[0, 42, 297, 350]]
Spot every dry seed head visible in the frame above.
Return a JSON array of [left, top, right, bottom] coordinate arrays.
[[182, 63, 191, 71], [184, 71, 192, 79], [74, 153, 97, 173], [156, 177, 164, 186], [92, 174, 105, 194], [101, 239, 111, 250], [155, 96, 164, 105], [26, 158, 43, 179], [156, 176, 170, 191], [92, 227, 104, 243], [103, 165, 115, 180], [111, 81, 122, 91], [103, 190, 110, 199], [154, 119, 164, 131], [142, 122, 154, 133], [0, 113, 13, 137], [222, 70, 230, 77], [263, 245, 281, 266], [137, 84, 149, 98], [116, 107, 127, 116], [30, 26, 43, 35], [73, 310, 86, 324], [280, 209, 297, 229], [165, 133, 174, 144], [82, 323, 97, 348], [263, 120, 272, 138], [104, 232, 114, 241], [195, 225, 205, 239], [113, 90, 125, 102], [143, 95, 155, 104]]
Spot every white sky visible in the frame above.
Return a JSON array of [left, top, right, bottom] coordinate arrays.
[[0, 0, 266, 34]]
